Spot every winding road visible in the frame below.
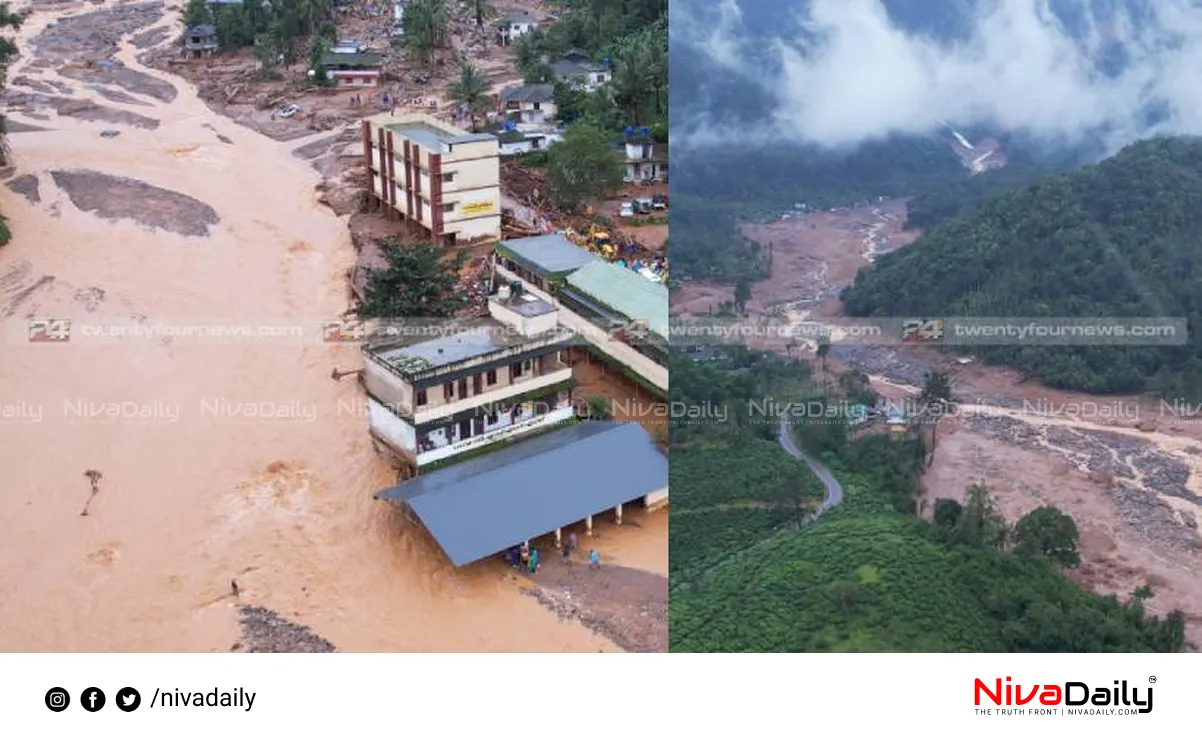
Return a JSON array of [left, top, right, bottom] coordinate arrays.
[[778, 418, 844, 519]]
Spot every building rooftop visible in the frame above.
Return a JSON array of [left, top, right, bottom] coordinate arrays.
[[187, 24, 217, 36], [503, 11, 542, 24], [320, 52, 382, 68], [552, 58, 605, 77], [367, 317, 516, 375], [494, 293, 555, 318], [374, 422, 668, 566], [496, 234, 602, 277], [564, 261, 669, 341], [387, 120, 496, 152], [500, 83, 555, 104]]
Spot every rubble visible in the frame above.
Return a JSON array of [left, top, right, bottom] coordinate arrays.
[[235, 605, 337, 653]]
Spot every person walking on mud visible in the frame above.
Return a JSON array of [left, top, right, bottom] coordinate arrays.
[[568, 532, 579, 556], [530, 547, 540, 574], [561, 540, 571, 563], [589, 549, 601, 569]]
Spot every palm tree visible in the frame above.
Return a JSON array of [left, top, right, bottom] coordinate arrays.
[[448, 63, 490, 131], [918, 370, 952, 465], [611, 40, 651, 124], [403, 0, 449, 67], [470, 0, 493, 30]]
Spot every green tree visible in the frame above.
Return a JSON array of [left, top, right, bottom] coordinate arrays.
[[816, 341, 831, 371], [733, 278, 751, 315], [917, 370, 952, 464], [308, 36, 331, 84], [255, 27, 282, 70], [957, 482, 1007, 550], [403, 0, 449, 67], [215, 5, 255, 50], [470, 0, 493, 29], [184, 0, 213, 28], [583, 395, 612, 420], [932, 498, 963, 528], [447, 64, 489, 131], [358, 241, 468, 319], [544, 123, 623, 212], [772, 471, 818, 528], [1013, 506, 1080, 567]]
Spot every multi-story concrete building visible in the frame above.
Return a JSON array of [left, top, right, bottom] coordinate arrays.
[[362, 113, 502, 245], [362, 290, 578, 478]]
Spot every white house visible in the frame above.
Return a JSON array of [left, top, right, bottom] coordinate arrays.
[[551, 49, 611, 92], [495, 129, 562, 157], [498, 83, 557, 125], [618, 140, 668, 183], [499, 12, 542, 44]]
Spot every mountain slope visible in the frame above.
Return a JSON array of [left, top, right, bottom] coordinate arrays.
[[841, 136, 1202, 398]]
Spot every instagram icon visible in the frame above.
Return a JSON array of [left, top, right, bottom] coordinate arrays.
[[44, 687, 70, 712]]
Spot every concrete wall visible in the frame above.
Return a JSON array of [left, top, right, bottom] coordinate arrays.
[[414, 365, 571, 425], [416, 405, 575, 466], [363, 356, 414, 415], [644, 486, 669, 510], [368, 398, 417, 453]]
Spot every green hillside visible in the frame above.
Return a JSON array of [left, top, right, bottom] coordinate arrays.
[[668, 349, 1187, 653], [841, 136, 1202, 399]]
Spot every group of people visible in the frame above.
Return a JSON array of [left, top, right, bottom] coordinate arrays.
[[505, 533, 602, 573]]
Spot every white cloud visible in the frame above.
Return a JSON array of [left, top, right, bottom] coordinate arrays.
[[676, 0, 1202, 152]]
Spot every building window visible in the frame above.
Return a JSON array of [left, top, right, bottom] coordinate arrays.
[[416, 388, 427, 406], [533, 101, 541, 110], [441, 172, 454, 183], [443, 202, 456, 213], [523, 359, 532, 371], [443, 381, 454, 399], [487, 411, 499, 425], [458, 419, 471, 439], [510, 362, 523, 379], [486, 369, 497, 385]]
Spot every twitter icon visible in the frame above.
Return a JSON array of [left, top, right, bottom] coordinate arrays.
[[115, 687, 141, 712]]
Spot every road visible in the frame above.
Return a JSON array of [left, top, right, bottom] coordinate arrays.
[[778, 418, 844, 519]]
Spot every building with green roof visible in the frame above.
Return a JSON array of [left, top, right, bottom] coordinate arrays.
[[560, 261, 669, 366]]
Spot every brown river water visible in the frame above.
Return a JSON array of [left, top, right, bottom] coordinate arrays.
[[0, 2, 636, 651]]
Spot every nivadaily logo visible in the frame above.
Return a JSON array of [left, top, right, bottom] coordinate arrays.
[[974, 677, 1153, 715]]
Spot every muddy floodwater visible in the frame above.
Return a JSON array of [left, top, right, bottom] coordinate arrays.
[[0, 2, 655, 652]]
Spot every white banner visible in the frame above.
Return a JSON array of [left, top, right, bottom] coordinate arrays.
[[1, 653, 1192, 740]]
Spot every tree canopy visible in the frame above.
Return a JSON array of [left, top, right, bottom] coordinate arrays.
[[357, 240, 468, 319], [841, 136, 1202, 400]]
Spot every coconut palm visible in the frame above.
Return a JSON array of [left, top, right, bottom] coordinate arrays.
[[448, 63, 490, 131], [403, 0, 449, 66]]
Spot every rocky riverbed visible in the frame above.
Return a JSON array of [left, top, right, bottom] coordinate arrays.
[[963, 414, 1198, 548]]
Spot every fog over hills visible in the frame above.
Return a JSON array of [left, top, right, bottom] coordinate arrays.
[[672, 0, 1202, 154]]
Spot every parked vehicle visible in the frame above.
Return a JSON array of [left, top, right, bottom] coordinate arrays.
[[619, 202, 634, 218], [651, 194, 667, 210], [634, 198, 653, 214], [277, 104, 300, 118]]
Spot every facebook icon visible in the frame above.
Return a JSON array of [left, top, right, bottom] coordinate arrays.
[[81, 687, 106, 712]]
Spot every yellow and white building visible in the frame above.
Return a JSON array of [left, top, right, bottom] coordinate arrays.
[[361, 113, 502, 245]]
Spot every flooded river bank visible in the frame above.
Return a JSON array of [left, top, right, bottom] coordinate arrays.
[[0, 1, 654, 652]]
